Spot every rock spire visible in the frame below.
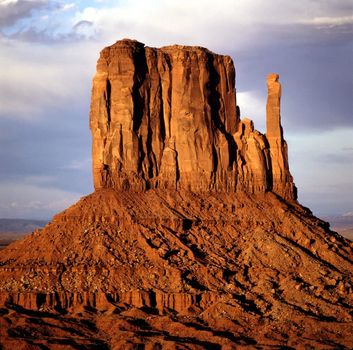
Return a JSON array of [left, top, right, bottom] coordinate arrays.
[[266, 73, 296, 199]]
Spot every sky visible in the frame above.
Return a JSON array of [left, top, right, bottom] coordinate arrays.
[[0, 0, 352, 220]]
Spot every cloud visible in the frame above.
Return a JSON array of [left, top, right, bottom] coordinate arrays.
[[73, 20, 95, 39], [298, 15, 353, 27], [0, 0, 350, 49], [236, 91, 266, 132], [0, 0, 83, 43], [0, 39, 98, 120], [65, 0, 353, 51], [0, 0, 50, 28], [61, 3, 75, 12]]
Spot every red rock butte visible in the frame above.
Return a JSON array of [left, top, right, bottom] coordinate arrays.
[[91, 39, 296, 199], [0, 39, 352, 349]]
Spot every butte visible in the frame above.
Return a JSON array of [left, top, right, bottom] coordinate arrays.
[[0, 39, 352, 349]]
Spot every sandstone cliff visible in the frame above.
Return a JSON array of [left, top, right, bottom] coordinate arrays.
[[0, 40, 352, 349], [90, 39, 296, 200]]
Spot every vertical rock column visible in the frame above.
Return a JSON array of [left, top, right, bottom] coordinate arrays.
[[266, 74, 297, 200]]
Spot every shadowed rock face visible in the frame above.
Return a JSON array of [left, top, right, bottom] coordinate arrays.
[[90, 39, 296, 200]]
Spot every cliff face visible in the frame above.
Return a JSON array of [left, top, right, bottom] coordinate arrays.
[[90, 39, 296, 200]]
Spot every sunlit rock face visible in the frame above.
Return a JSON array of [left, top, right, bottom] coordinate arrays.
[[1, 40, 353, 349], [90, 39, 296, 200], [266, 73, 296, 200]]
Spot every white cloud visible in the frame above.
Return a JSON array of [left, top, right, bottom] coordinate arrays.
[[0, 0, 17, 5], [298, 15, 353, 27], [72, 0, 262, 49], [0, 39, 98, 120], [66, 0, 353, 51], [61, 3, 75, 12], [2, 1, 351, 49], [237, 91, 266, 133]]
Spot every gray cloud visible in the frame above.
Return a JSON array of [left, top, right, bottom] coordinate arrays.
[[73, 20, 93, 30], [7, 27, 62, 43], [72, 20, 96, 40], [7, 27, 89, 43], [0, 0, 50, 28], [2, 0, 352, 49]]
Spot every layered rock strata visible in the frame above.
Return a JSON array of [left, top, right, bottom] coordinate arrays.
[[90, 39, 296, 200]]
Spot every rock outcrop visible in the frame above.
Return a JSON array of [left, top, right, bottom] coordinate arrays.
[[0, 39, 352, 349], [90, 39, 296, 200]]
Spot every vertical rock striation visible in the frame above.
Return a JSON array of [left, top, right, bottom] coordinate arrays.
[[90, 39, 238, 192], [90, 39, 296, 200]]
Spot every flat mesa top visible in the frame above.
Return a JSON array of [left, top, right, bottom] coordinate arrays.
[[106, 38, 223, 57]]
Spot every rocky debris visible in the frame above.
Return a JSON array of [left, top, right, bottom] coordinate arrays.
[[0, 39, 352, 349], [0, 189, 352, 348], [90, 39, 296, 200], [1, 302, 352, 350]]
